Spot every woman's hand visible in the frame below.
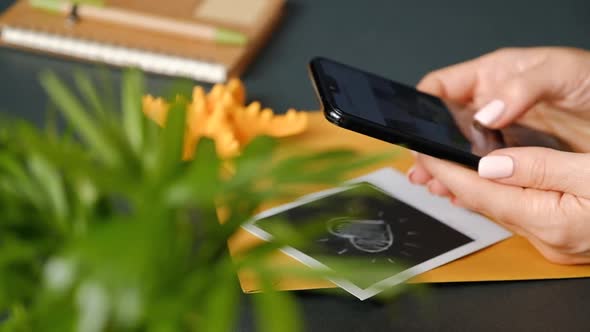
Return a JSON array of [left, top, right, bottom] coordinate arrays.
[[418, 47, 590, 151], [410, 47, 590, 264], [413, 149, 590, 264]]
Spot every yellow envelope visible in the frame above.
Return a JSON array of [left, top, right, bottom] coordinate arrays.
[[228, 112, 590, 293]]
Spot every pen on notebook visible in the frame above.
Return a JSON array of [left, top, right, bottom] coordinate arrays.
[[29, 0, 248, 46]]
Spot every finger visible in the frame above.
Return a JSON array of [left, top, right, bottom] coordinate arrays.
[[407, 161, 433, 185], [427, 161, 538, 241], [478, 147, 590, 197], [473, 62, 563, 128], [416, 154, 547, 227], [416, 58, 481, 102], [450, 191, 531, 237], [426, 179, 452, 197]]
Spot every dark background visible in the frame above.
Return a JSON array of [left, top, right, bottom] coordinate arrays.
[[2, 0, 590, 331]]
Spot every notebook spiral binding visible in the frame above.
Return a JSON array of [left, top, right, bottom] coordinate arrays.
[[1, 25, 227, 83]]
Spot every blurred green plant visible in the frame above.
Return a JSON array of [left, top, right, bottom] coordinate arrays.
[[0, 69, 397, 332]]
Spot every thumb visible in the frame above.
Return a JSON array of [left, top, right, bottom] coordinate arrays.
[[474, 64, 562, 129], [478, 147, 590, 197]]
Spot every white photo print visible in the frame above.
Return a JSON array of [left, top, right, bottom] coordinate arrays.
[[244, 168, 511, 300]]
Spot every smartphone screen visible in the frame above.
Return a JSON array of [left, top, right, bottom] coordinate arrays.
[[310, 57, 571, 167]]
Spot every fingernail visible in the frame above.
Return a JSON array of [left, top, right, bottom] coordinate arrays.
[[474, 99, 505, 126], [478, 155, 514, 179], [410, 150, 418, 157]]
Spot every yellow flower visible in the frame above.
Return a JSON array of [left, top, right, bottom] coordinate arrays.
[[141, 95, 168, 127], [142, 79, 308, 159]]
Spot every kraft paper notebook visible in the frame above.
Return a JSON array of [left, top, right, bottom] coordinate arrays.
[[228, 112, 590, 293], [0, 0, 284, 83]]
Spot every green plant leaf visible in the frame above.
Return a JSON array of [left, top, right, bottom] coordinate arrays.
[[152, 100, 187, 181], [121, 69, 145, 155], [274, 152, 395, 185], [0, 153, 43, 208], [162, 78, 196, 102], [253, 278, 302, 332], [0, 68, 401, 331], [39, 71, 119, 167], [97, 66, 118, 117], [0, 303, 32, 332], [44, 102, 60, 143], [274, 149, 358, 172], [201, 266, 240, 332], [27, 153, 68, 233], [73, 69, 106, 119], [224, 136, 277, 192], [165, 138, 220, 206]]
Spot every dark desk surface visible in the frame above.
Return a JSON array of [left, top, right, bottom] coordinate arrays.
[[2, 0, 590, 331]]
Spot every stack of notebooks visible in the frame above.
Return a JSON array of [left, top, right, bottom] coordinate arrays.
[[0, 0, 285, 83]]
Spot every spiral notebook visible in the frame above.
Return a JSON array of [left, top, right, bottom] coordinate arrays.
[[0, 0, 284, 83]]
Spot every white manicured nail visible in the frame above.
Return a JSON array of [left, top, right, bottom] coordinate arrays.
[[474, 100, 505, 126], [478, 155, 514, 179]]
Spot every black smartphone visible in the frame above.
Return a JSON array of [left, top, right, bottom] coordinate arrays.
[[308, 57, 572, 168]]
